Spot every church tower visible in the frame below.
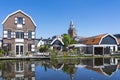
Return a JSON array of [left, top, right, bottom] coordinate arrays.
[[68, 20, 76, 38]]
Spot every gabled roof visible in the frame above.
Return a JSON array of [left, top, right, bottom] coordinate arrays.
[[114, 34, 120, 45], [79, 33, 119, 45], [50, 37, 64, 45], [117, 39, 120, 45], [86, 65, 118, 77], [2, 10, 37, 26]]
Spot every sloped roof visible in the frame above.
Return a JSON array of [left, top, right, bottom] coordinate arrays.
[[79, 33, 119, 45], [86, 65, 118, 77], [50, 37, 64, 45], [2, 10, 36, 26], [117, 39, 120, 45], [114, 34, 120, 45]]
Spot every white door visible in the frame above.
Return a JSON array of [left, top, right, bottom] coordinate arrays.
[[16, 44, 24, 56]]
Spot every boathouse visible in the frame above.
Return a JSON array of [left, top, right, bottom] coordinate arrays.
[[79, 34, 119, 55], [50, 36, 64, 51]]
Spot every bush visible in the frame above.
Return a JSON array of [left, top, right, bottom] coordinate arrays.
[[39, 45, 49, 52], [0, 49, 4, 57]]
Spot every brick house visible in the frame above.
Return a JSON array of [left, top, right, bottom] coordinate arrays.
[[2, 10, 36, 56]]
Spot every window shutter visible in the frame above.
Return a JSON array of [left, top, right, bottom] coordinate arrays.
[[3, 30, 7, 38], [23, 18, 25, 24], [15, 17, 17, 24], [32, 32, 35, 39]]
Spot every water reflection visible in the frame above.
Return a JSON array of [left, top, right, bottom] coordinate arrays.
[[0, 58, 120, 80], [0, 61, 35, 80]]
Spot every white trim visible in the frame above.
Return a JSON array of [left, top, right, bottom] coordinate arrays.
[[23, 18, 25, 24], [32, 32, 35, 35], [17, 24, 23, 29], [24, 36, 28, 38], [15, 44, 24, 57], [15, 17, 17, 24], [4, 31, 7, 34], [52, 64, 64, 71], [32, 45, 35, 52], [37, 40, 45, 47], [15, 39, 24, 42], [99, 33, 119, 45], [50, 37, 64, 45], [69, 44, 86, 48], [31, 49, 35, 52], [15, 17, 17, 20], [100, 65, 119, 77], [4, 34, 7, 38], [24, 33, 27, 35], [32, 45, 35, 48], [15, 62, 24, 72], [92, 44, 118, 52], [92, 44, 117, 47], [32, 35, 35, 39], [2, 10, 37, 26]]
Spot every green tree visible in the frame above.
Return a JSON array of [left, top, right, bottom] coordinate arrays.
[[70, 38, 77, 44], [39, 45, 50, 52], [62, 34, 71, 51], [62, 34, 71, 47], [62, 34, 78, 51], [0, 49, 4, 56]]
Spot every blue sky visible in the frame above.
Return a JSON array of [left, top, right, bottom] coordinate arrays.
[[0, 0, 120, 38]]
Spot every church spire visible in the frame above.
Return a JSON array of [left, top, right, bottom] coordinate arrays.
[[68, 20, 77, 38], [70, 20, 74, 29]]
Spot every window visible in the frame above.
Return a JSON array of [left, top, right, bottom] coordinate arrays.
[[8, 43, 11, 51], [118, 46, 120, 51], [8, 29, 11, 38], [16, 32, 24, 39], [16, 46, 19, 55], [17, 17, 23, 24], [28, 31, 32, 38], [28, 44, 31, 51], [16, 62, 24, 72], [20, 46, 23, 55]]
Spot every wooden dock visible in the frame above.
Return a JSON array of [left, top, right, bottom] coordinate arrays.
[[0, 56, 50, 60]]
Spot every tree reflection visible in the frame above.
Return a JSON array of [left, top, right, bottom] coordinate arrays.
[[0, 58, 119, 80]]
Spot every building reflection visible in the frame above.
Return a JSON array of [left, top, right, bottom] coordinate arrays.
[[75, 58, 120, 77], [51, 58, 120, 79], [0, 58, 120, 80], [1, 61, 35, 80]]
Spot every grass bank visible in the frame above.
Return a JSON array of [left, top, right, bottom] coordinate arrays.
[[53, 55, 120, 59]]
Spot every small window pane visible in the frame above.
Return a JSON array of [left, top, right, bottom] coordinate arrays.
[[28, 31, 32, 38], [17, 17, 23, 24], [28, 44, 31, 51], [20, 46, 23, 54], [16, 32, 24, 39], [16, 46, 19, 55], [8, 30, 11, 38], [8, 43, 11, 51]]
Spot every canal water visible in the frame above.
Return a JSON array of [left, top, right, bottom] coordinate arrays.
[[0, 58, 120, 80]]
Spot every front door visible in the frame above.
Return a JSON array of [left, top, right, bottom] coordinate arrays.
[[16, 44, 24, 56]]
